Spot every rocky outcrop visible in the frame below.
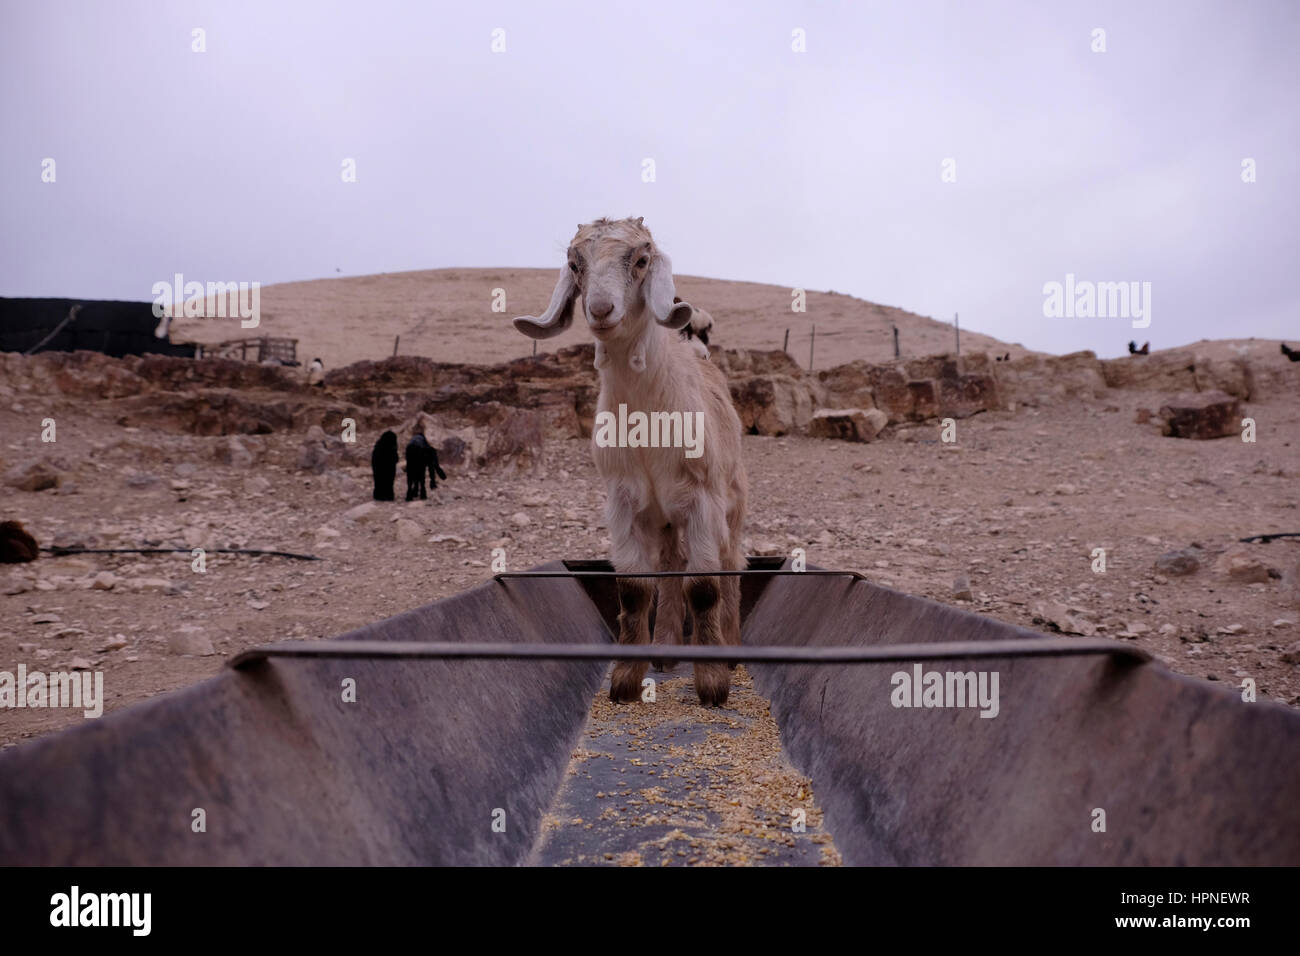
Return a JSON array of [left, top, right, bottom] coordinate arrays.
[[995, 351, 1108, 406], [3, 339, 1295, 454], [1157, 390, 1241, 440], [819, 354, 1002, 423], [1100, 351, 1198, 393]]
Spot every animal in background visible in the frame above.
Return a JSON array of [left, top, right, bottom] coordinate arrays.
[[1128, 341, 1150, 355], [404, 428, 448, 501], [675, 296, 714, 359], [0, 521, 39, 563], [370, 431, 399, 501], [307, 357, 325, 386], [1282, 343, 1300, 362]]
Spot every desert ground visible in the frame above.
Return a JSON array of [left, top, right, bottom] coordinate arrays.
[[3, 274, 1298, 865]]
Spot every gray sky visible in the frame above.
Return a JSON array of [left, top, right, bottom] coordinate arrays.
[[2, 0, 1296, 358]]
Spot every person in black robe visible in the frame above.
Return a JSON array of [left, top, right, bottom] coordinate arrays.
[[371, 430, 399, 501]]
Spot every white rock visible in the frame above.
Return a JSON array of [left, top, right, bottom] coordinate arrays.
[[91, 571, 118, 590], [395, 519, 424, 543], [168, 630, 215, 656], [344, 501, 379, 523]]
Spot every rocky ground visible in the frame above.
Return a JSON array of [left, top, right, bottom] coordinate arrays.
[[3, 371, 1298, 752]]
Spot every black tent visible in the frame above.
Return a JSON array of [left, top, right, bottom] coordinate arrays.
[[0, 297, 196, 358]]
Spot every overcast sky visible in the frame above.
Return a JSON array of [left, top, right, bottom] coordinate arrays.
[[2, 0, 1296, 357]]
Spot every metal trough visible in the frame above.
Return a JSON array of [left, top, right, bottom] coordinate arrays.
[[0, 558, 1296, 865]]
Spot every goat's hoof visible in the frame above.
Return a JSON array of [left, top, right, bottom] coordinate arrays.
[[693, 664, 731, 707], [609, 665, 645, 703]]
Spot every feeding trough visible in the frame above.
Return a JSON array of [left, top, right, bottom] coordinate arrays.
[[0, 558, 1297, 866]]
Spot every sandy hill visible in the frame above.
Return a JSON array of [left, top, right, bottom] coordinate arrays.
[[167, 268, 1029, 372]]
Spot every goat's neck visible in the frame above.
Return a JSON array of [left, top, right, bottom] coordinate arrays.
[[597, 325, 679, 404]]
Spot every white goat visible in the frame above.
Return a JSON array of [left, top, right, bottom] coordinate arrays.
[[678, 300, 714, 359], [514, 217, 747, 706]]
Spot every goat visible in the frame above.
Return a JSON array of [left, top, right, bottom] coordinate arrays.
[[676, 297, 714, 359], [308, 357, 325, 386], [1282, 343, 1300, 363], [404, 427, 447, 501], [371, 430, 399, 501], [1128, 341, 1150, 355], [513, 217, 747, 706]]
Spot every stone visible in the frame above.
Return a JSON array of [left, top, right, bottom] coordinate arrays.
[[30, 613, 61, 624], [127, 577, 174, 591], [344, 501, 378, 523], [168, 629, 215, 656], [806, 408, 888, 442], [1213, 548, 1271, 584], [1154, 549, 1201, 576], [297, 442, 331, 474], [124, 472, 162, 489], [243, 474, 272, 495], [98, 637, 128, 652], [510, 512, 531, 528], [91, 571, 118, 590], [1033, 601, 1096, 636], [952, 576, 973, 601], [3, 459, 61, 492], [1156, 390, 1241, 440], [1281, 642, 1300, 664], [395, 519, 424, 543], [68, 657, 93, 671], [216, 435, 255, 468]]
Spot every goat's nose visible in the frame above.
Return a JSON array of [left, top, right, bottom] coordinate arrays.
[[588, 301, 614, 321]]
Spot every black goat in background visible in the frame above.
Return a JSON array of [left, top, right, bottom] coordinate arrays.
[[405, 429, 448, 501]]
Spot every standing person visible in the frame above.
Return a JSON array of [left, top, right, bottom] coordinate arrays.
[[370, 431, 399, 501]]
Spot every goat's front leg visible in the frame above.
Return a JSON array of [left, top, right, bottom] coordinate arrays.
[[610, 577, 654, 702], [679, 498, 732, 707], [608, 497, 660, 703], [651, 523, 685, 672]]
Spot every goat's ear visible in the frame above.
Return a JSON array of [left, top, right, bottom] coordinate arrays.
[[647, 252, 693, 330], [513, 266, 577, 339]]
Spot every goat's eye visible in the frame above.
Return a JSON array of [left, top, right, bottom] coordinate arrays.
[[569, 262, 579, 273], [635, 257, 648, 269]]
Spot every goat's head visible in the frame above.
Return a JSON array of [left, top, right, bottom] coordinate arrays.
[[513, 217, 694, 346]]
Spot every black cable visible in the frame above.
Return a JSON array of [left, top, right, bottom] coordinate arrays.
[[41, 546, 321, 561]]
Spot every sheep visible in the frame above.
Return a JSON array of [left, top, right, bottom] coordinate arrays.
[[513, 217, 747, 706]]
